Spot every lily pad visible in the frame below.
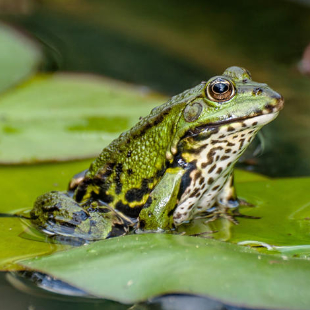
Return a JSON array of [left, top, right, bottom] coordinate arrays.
[[0, 22, 41, 92], [0, 74, 164, 164], [0, 161, 94, 270], [179, 176, 310, 253], [0, 218, 69, 271], [19, 233, 310, 310]]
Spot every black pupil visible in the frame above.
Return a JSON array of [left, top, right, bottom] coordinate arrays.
[[213, 82, 228, 94]]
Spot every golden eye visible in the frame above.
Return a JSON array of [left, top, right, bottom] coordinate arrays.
[[206, 78, 235, 102]]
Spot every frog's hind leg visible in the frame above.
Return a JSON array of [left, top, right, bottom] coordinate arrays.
[[31, 191, 131, 241]]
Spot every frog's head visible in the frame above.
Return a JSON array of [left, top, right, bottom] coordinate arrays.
[[167, 66, 284, 160]]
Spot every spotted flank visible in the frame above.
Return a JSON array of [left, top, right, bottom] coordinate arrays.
[[173, 113, 277, 224]]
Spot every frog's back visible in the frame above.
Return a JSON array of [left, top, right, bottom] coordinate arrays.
[[74, 83, 204, 217]]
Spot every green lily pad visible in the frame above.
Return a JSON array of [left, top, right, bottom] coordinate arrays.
[[179, 176, 310, 252], [19, 233, 310, 310], [0, 74, 164, 164], [0, 218, 69, 271], [0, 161, 94, 270], [0, 22, 41, 92]]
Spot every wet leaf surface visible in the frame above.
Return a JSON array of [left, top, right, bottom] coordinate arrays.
[[0, 74, 163, 164], [20, 233, 310, 310]]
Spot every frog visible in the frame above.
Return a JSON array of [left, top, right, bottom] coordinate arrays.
[[30, 66, 283, 241]]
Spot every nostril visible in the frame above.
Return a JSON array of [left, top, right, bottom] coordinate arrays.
[[252, 87, 263, 96]]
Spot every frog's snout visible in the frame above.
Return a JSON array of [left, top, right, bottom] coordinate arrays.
[[262, 88, 284, 113], [271, 92, 284, 112]]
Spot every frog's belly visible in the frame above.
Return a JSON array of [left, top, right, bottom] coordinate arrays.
[[172, 122, 260, 225], [173, 170, 230, 225]]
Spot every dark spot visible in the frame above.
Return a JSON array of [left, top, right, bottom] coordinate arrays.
[[75, 177, 92, 202], [252, 87, 263, 96], [127, 168, 133, 175], [208, 164, 217, 174], [138, 220, 146, 229], [199, 177, 205, 185], [227, 126, 235, 132], [142, 196, 153, 209], [208, 178, 214, 185], [189, 187, 200, 198], [174, 213, 182, 219], [247, 137, 252, 142], [212, 185, 220, 191], [102, 163, 116, 177], [264, 104, 274, 113], [201, 146, 223, 168], [177, 161, 197, 200], [242, 79, 248, 83], [227, 142, 234, 147], [241, 134, 245, 137], [114, 163, 123, 195], [227, 161, 233, 167], [42, 203, 61, 213], [211, 139, 221, 145], [115, 201, 143, 218], [239, 139, 245, 150], [168, 203, 178, 217], [216, 155, 220, 161], [252, 121, 258, 126], [216, 167, 223, 174], [194, 170, 202, 181], [127, 150, 132, 158], [225, 148, 232, 154], [219, 134, 226, 139], [242, 123, 247, 128], [233, 135, 238, 139], [156, 166, 166, 178], [221, 155, 230, 160], [71, 210, 89, 225], [125, 178, 152, 202]]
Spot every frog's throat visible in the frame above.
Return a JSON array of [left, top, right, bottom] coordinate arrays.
[[165, 111, 279, 162]]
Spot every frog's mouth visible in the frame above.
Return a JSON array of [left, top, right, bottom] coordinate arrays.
[[185, 111, 280, 139]]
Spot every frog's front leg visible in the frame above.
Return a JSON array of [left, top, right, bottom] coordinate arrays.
[[138, 167, 185, 231], [207, 173, 257, 223], [31, 191, 131, 240]]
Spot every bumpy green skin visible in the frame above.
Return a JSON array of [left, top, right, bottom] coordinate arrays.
[[31, 67, 283, 240]]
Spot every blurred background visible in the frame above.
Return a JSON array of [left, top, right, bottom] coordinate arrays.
[[1, 1, 310, 309], [0, 0, 309, 177]]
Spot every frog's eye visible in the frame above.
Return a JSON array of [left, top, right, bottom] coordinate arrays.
[[206, 78, 235, 102]]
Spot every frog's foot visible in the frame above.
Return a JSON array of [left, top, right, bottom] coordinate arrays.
[[237, 198, 255, 208], [31, 191, 134, 241], [193, 209, 239, 225], [231, 208, 261, 220], [194, 201, 259, 225], [204, 211, 240, 225]]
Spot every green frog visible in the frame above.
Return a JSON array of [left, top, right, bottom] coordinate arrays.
[[30, 66, 283, 241]]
